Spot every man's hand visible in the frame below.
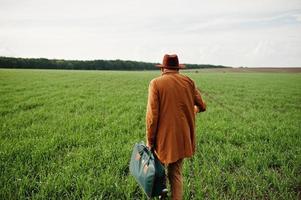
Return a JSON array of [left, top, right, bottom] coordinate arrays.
[[146, 141, 152, 149], [194, 105, 199, 114]]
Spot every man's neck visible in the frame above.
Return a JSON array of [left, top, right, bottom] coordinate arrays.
[[162, 68, 179, 75]]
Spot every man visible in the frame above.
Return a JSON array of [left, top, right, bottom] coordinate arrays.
[[146, 54, 206, 199]]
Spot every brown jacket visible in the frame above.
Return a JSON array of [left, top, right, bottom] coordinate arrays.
[[146, 70, 206, 164]]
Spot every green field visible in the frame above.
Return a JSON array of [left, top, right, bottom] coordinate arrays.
[[0, 69, 300, 199]]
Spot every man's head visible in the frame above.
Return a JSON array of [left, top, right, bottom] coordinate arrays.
[[156, 54, 185, 70]]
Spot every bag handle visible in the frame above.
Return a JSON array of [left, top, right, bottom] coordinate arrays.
[[137, 143, 154, 161]]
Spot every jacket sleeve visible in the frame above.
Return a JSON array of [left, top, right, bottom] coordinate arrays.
[[193, 82, 206, 112], [146, 80, 160, 148]]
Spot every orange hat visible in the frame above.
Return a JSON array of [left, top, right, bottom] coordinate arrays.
[[155, 54, 185, 69]]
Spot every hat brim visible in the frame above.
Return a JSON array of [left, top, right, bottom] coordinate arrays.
[[155, 64, 185, 69]]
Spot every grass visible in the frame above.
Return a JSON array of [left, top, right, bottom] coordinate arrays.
[[0, 69, 300, 199]]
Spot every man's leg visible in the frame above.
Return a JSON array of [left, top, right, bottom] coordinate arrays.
[[167, 159, 184, 200]]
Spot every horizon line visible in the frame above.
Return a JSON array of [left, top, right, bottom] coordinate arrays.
[[1, 55, 301, 68]]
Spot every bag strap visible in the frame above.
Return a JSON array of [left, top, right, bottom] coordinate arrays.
[[137, 143, 154, 160]]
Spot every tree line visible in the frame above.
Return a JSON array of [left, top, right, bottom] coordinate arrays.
[[0, 56, 228, 70]]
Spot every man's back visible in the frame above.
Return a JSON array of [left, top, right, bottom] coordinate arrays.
[[146, 69, 206, 164]]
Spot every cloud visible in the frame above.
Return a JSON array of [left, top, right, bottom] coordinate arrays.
[[0, 0, 300, 67]]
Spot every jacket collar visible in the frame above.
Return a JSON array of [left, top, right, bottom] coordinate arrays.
[[162, 69, 179, 75]]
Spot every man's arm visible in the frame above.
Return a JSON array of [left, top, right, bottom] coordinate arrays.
[[146, 80, 159, 148], [194, 83, 206, 113]]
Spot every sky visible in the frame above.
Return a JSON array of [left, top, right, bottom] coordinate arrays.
[[0, 0, 301, 67]]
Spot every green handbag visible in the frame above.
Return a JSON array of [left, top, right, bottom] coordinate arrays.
[[129, 142, 166, 198]]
